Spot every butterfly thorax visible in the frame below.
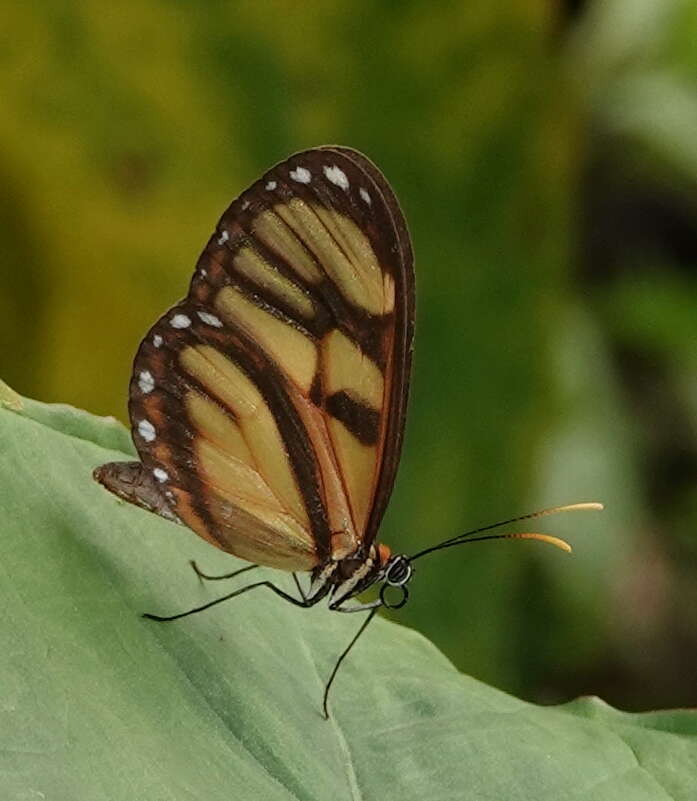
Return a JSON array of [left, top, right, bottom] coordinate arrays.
[[310, 543, 379, 600]]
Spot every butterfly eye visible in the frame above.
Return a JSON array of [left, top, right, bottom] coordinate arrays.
[[385, 555, 412, 586]]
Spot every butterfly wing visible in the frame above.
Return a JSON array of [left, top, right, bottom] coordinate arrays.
[[95, 147, 414, 571]]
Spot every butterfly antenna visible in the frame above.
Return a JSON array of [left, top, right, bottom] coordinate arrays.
[[410, 502, 604, 560]]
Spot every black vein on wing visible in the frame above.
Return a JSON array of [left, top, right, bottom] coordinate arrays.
[[325, 391, 380, 447]]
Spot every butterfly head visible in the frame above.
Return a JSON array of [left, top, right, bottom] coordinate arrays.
[[361, 546, 414, 609], [382, 552, 412, 587], [326, 542, 414, 609], [376, 551, 413, 609]]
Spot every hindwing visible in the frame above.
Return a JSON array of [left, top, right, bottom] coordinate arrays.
[[95, 147, 414, 572]]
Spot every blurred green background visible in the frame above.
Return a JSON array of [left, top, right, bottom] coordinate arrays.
[[3, 0, 696, 712]]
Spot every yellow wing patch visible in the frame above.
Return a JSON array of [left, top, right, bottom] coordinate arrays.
[[322, 329, 383, 410], [214, 286, 318, 394], [233, 246, 315, 320], [275, 199, 386, 315], [253, 208, 322, 283], [327, 418, 378, 536], [172, 484, 317, 571], [179, 345, 309, 527], [185, 390, 255, 468]]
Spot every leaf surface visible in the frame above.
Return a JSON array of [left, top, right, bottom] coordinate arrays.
[[1, 395, 696, 800]]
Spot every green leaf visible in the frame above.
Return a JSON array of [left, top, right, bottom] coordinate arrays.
[[2, 393, 696, 800]]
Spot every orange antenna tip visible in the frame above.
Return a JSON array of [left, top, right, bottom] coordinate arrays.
[[523, 502, 604, 521], [511, 532, 573, 553], [562, 502, 604, 512]]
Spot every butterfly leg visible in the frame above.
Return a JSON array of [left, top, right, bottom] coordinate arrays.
[[321, 608, 379, 719], [292, 572, 308, 601], [190, 560, 259, 583], [142, 579, 322, 623]]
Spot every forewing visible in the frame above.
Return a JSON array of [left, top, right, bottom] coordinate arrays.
[[98, 147, 414, 569]]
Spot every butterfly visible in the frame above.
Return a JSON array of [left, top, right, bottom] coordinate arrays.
[[95, 146, 602, 717]]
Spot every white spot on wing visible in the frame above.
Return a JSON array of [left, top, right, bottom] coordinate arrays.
[[138, 419, 156, 442], [170, 314, 191, 329], [197, 311, 223, 327], [241, 200, 250, 210], [217, 230, 229, 246], [290, 166, 311, 184], [138, 370, 155, 394], [359, 188, 371, 205], [324, 165, 349, 190], [153, 467, 169, 483], [265, 180, 277, 191], [152, 334, 163, 348]]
